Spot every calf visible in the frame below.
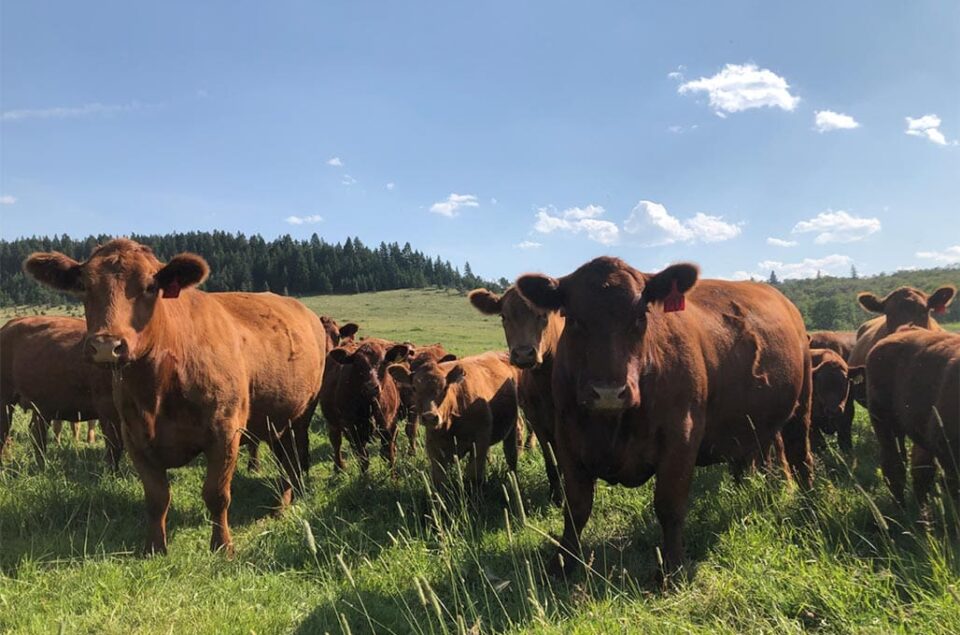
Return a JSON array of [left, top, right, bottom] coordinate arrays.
[[516, 257, 811, 578], [809, 348, 855, 454], [322, 339, 401, 474], [385, 342, 456, 454], [24, 239, 325, 555], [469, 286, 565, 505], [0, 316, 121, 469], [865, 328, 960, 511], [388, 352, 521, 492]]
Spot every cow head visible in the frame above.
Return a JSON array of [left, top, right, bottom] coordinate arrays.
[[388, 360, 464, 428], [23, 239, 209, 365], [811, 349, 850, 418], [329, 341, 391, 401], [516, 257, 698, 413], [857, 285, 955, 332], [469, 287, 562, 369], [321, 316, 360, 350]]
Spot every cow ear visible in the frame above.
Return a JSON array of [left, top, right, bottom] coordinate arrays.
[[468, 288, 503, 315], [438, 353, 458, 363], [516, 275, 563, 311], [23, 252, 84, 294], [329, 348, 353, 365], [928, 286, 956, 313], [385, 343, 413, 364], [644, 264, 699, 304], [154, 253, 209, 298], [848, 366, 866, 385], [387, 364, 411, 385], [339, 322, 360, 340], [857, 292, 885, 314], [807, 334, 812, 344], [445, 365, 466, 386]]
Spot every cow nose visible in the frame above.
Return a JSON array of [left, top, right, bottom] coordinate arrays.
[[421, 412, 440, 427], [510, 346, 538, 369], [587, 383, 630, 411], [85, 336, 127, 364]]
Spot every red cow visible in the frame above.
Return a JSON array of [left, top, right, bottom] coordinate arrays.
[[809, 348, 855, 453]]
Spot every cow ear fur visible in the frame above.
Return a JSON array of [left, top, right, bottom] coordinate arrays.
[[385, 344, 413, 364], [516, 275, 563, 311], [438, 354, 458, 363], [928, 286, 956, 312], [329, 348, 353, 365], [154, 253, 209, 298], [445, 365, 466, 386], [339, 322, 360, 339], [468, 289, 503, 315], [387, 364, 412, 385], [643, 263, 699, 304], [23, 252, 84, 294], [857, 292, 885, 314]]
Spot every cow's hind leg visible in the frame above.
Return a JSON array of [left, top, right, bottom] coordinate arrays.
[[270, 425, 305, 512], [837, 400, 855, 455], [0, 404, 12, 460], [203, 431, 239, 555], [86, 420, 97, 444], [911, 444, 938, 523], [30, 412, 48, 467], [52, 420, 64, 443], [870, 407, 907, 505], [71, 421, 81, 443], [781, 355, 814, 488]]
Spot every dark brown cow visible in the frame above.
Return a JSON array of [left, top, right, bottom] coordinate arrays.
[[865, 328, 960, 511], [245, 316, 359, 473], [469, 286, 565, 505], [809, 348, 855, 454], [321, 339, 401, 474], [385, 342, 457, 454], [516, 257, 811, 578], [0, 316, 122, 469], [388, 352, 521, 491], [23, 239, 326, 555], [808, 331, 856, 361]]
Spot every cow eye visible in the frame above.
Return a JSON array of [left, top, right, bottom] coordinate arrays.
[[145, 281, 159, 295]]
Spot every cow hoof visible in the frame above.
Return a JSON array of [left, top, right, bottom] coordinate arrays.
[[550, 489, 564, 508], [546, 550, 578, 580]]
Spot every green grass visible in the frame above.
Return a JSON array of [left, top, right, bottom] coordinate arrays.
[[2, 289, 959, 634]]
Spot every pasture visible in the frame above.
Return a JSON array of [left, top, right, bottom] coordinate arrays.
[[1, 289, 958, 634]]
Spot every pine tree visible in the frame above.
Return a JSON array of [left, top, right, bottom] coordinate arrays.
[[768, 270, 780, 285]]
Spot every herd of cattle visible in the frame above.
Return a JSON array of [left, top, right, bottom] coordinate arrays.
[[0, 238, 957, 579]]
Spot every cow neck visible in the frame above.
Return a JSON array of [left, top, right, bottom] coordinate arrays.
[[438, 378, 465, 429], [539, 311, 564, 369], [137, 291, 193, 365]]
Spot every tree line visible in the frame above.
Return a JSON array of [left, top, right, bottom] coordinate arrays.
[[0, 231, 503, 306]]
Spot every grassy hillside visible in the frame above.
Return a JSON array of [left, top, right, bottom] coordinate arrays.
[[1, 289, 958, 634]]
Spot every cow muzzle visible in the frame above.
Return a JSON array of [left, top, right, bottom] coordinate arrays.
[[510, 346, 540, 369], [421, 412, 440, 428], [85, 335, 129, 365], [583, 383, 631, 412]]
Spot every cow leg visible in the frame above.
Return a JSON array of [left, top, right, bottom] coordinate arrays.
[[910, 444, 938, 522], [329, 424, 346, 474], [270, 427, 304, 511], [550, 464, 596, 578], [101, 419, 123, 472], [295, 420, 310, 480], [502, 419, 520, 474], [246, 438, 261, 473], [781, 414, 813, 488], [71, 421, 81, 443], [129, 448, 171, 555], [464, 425, 492, 494], [377, 424, 398, 477], [30, 413, 48, 467], [541, 439, 563, 507], [86, 420, 97, 444], [837, 400, 855, 455], [809, 422, 826, 454], [870, 409, 907, 505], [0, 404, 12, 460], [654, 445, 697, 581], [202, 432, 239, 555], [52, 420, 64, 443], [405, 414, 419, 456]]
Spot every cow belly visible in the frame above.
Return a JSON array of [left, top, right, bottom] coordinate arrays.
[[122, 416, 206, 468]]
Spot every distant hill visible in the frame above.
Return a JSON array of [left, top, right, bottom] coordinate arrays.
[[0, 231, 506, 306]]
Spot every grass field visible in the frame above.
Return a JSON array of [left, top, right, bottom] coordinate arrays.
[[1, 289, 959, 634]]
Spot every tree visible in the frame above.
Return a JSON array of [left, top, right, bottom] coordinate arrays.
[[810, 297, 841, 330], [768, 270, 780, 285], [850, 265, 859, 279]]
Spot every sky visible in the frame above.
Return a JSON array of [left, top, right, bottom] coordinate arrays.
[[2, 1, 958, 282]]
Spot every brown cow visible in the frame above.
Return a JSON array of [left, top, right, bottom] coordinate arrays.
[[385, 341, 457, 454], [0, 316, 122, 469], [808, 331, 856, 361], [388, 352, 521, 492], [809, 348, 855, 454], [321, 339, 402, 474], [516, 257, 811, 578], [864, 328, 960, 511], [469, 286, 565, 505], [245, 316, 359, 473], [23, 239, 326, 555]]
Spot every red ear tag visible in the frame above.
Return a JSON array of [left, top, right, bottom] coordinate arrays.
[[162, 280, 181, 299], [663, 279, 685, 313], [933, 304, 946, 315]]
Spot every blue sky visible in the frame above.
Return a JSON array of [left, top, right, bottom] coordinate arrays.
[[2, 1, 958, 281]]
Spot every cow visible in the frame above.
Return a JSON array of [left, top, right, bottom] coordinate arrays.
[[515, 257, 812, 579], [0, 316, 122, 469], [808, 331, 856, 361], [384, 342, 457, 454], [387, 352, 521, 493], [469, 286, 565, 505], [23, 239, 326, 555], [244, 316, 359, 473], [321, 339, 402, 475], [809, 348, 855, 454], [864, 328, 960, 513]]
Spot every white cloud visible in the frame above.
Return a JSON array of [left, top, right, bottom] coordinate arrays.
[[767, 237, 798, 247], [791, 210, 881, 244], [385, 182, 395, 190], [905, 114, 949, 146], [667, 65, 686, 81], [678, 63, 799, 115], [1, 102, 145, 121], [735, 254, 853, 281], [341, 174, 357, 186], [515, 240, 542, 249], [0, 195, 15, 205], [623, 200, 741, 245], [285, 214, 324, 225], [430, 193, 479, 217], [814, 110, 859, 132], [916, 245, 960, 264], [533, 205, 620, 245], [490, 197, 498, 205], [326, 157, 344, 167]]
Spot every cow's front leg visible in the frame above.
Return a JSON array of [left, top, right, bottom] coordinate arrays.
[[128, 445, 171, 555]]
